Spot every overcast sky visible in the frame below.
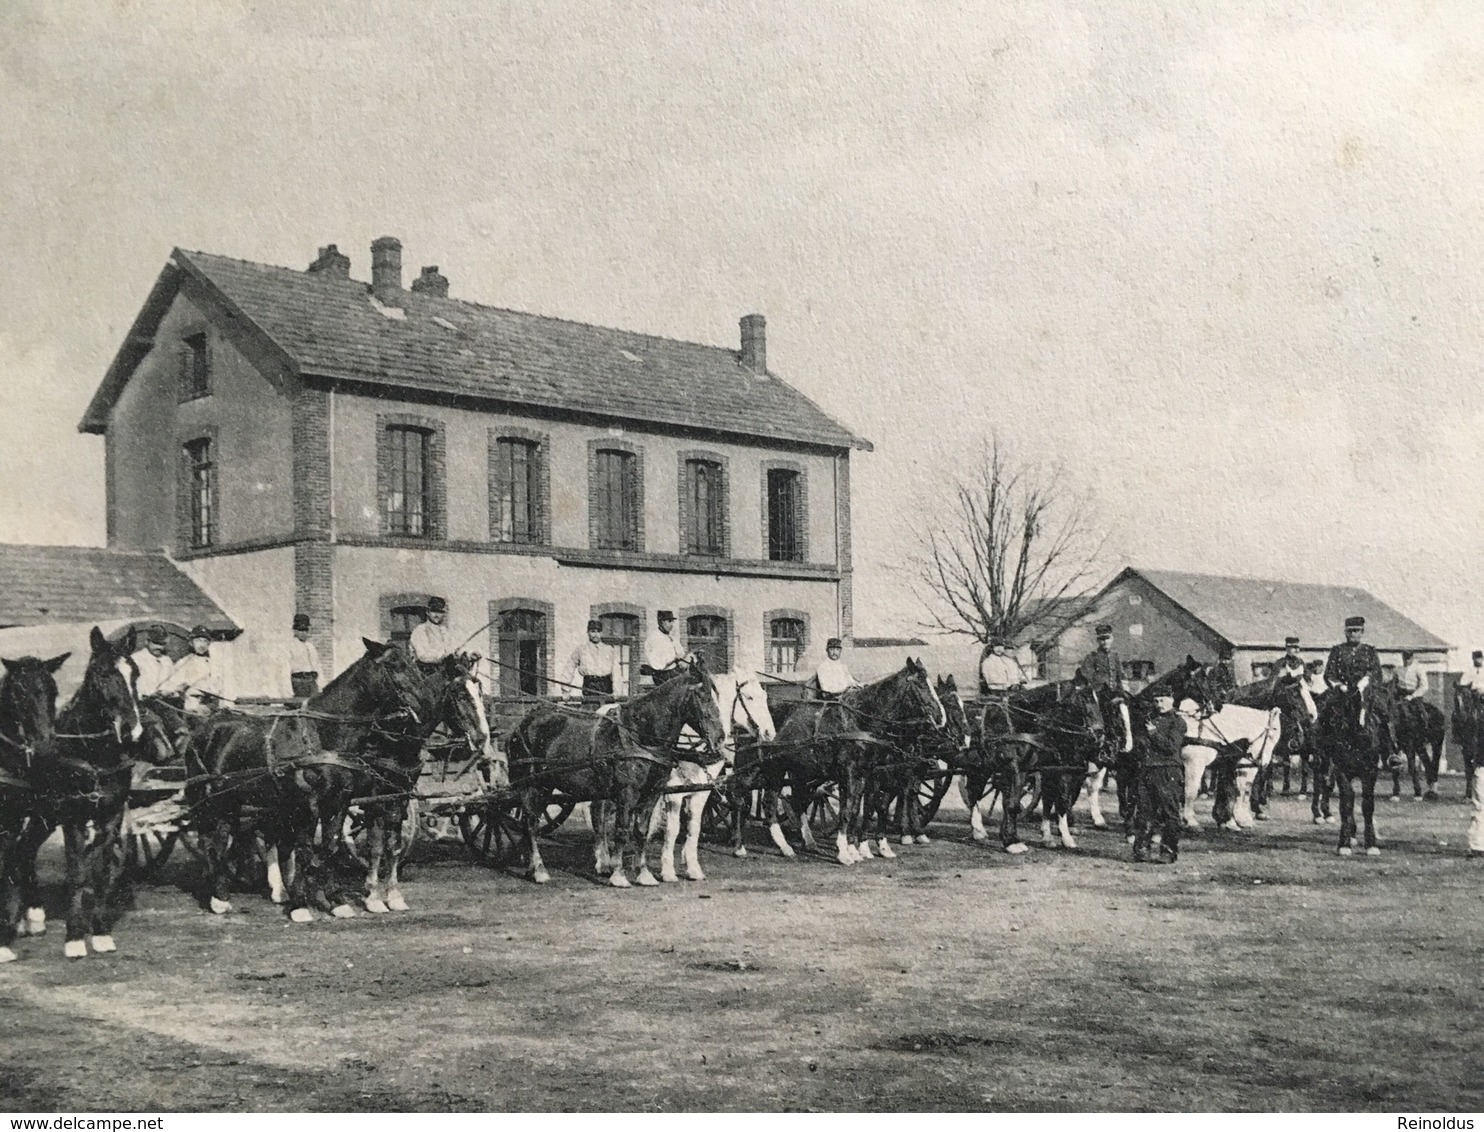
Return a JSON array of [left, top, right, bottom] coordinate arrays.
[[2, 1, 1480, 656]]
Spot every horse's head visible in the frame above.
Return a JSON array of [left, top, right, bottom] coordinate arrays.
[[438, 652, 495, 749], [936, 674, 972, 750], [901, 657, 947, 730], [678, 657, 728, 755], [357, 637, 427, 728], [79, 626, 143, 745], [0, 652, 68, 758], [713, 670, 776, 746], [1052, 674, 1105, 756]]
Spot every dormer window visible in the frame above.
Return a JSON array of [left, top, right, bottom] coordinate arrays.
[[180, 331, 210, 401]]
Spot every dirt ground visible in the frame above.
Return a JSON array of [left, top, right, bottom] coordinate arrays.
[[2, 782, 1481, 1113]]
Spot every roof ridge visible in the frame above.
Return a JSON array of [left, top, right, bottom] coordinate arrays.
[[180, 248, 753, 360], [0, 542, 167, 557], [1133, 565, 1376, 594]]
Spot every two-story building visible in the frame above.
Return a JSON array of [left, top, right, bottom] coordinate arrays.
[[80, 238, 870, 697]]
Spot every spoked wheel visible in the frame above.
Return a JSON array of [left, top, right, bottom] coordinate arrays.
[[701, 780, 741, 844], [917, 768, 953, 826], [982, 773, 1041, 818], [805, 784, 842, 838], [458, 797, 574, 866], [124, 827, 181, 881]]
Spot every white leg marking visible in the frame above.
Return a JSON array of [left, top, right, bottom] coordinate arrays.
[[0, 946, 18, 963], [290, 907, 315, 922], [857, 838, 875, 860], [1058, 814, 1077, 850], [331, 903, 356, 918], [1006, 842, 1029, 855], [660, 793, 682, 883], [90, 935, 116, 953], [900, 833, 913, 846], [769, 822, 795, 858], [636, 866, 660, 887], [877, 837, 896, 859], [63, 939, 87, 959], [683, 791, 707, 881], [1040, 818, 1054, 847], [209, 897, 232, 915], [364, 897, 390, 914], [836, 831, 854, 866], [915, 833, 931, 845], [386, 889, 409, 912], [609, 868, 632, 888], [266, 856, 287, 905]]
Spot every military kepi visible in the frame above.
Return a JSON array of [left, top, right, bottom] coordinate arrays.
[[658, 610, 675, 622], [586, 619, 602, 631], [1095, 624, 1113, 637], [826, 637, 843, 650], [190, 624, 211, 640], [1344, 615, 1365, 629], [427, 596, 448, 613], [147, 624, 168, 644], [293, 613, 311, 632], [1284, 635, 1300, 647]]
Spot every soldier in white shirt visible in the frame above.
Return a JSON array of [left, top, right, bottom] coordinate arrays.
[[813, 638, 857, 701], [641, 611, 689, 686], [409, 596, 459, 664], [569, 619, 618, 701], [1458, 651, 1484, 699], [980, 637, 1030, 694], [130, 624, 174, 698], [1393, 651, 1427, 701], [288, 613, 321, 699], [161, 626, 229, 715]]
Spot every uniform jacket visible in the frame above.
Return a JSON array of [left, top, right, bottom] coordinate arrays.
[[1144, 712, 1187, 768], [1325, 640, 1383, 691], [1077, 648, 1124, 695]]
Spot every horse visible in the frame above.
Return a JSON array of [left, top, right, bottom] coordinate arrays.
[[1391, 693, 1446, 801], [739, 659, 945, 865], [1316, 682, 1395, 856], [887, 674, 973, 847], [188, 640, 490, 920], [1452, 690, 1482, 802], [963, 677, 1104, 853], [1224, 672, 1316, 821], [18, 627, 147, 958], [506, 660, 726, 887], [1170, 676, 1283, 832], [0, 653, 68, 963]]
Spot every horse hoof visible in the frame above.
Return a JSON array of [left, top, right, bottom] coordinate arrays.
[[63, 939, 87, 959], [1410, 795, 1422, 803], [660, 871, 680, 884], [364, 898, 389, 915], [685, 868, 706, 882], [1006, 842, 1029, 855], [1367, 846, 1381, 857], [290, 907, 315, 923], [386, 893, 409, 912], [0, 946, 18, 964], [970, 830, 988, 843], [1221, 821, 1241, 833], [1125, 834, 1136, 845], [900, 834, 913, 846], [1297, 792, 1308, 799], [1387, 795, 1400, 804], [836, 852, 854, 866], [609, 873, 632, 888], [1338, 846, 1353, 858], [1313, 816, 1325, 825], [1063, 838, 1079, 851], [915, 834, 931, 845], [856, 842, 875, 860], [23, 908, 45, 936], [532, 868, 551, 885], [779, 845, 795, 859], [637, 869, 660, 887], [209, 897, 232, 916], [331, 904, 356, 919], [1090, 819, 1107, 830], [1325, 816, 1337, 825], [877, 840, 897, 859], [733, 846, 748, 858]]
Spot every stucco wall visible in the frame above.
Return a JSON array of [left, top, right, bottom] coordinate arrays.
[[327, 544, 840, 681], [328, 392, 838, 561], [179, 547, 297, 698], [108, 291, 294, 550]]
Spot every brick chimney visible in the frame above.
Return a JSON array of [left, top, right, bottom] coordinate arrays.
[[410, 265, 449, 298], [370, 236, 403, 304], [307, 244, 351, 278], [740, 313, 766, 374]]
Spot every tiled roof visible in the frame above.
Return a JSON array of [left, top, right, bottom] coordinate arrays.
[[1125, 567, 1450, 652], [121, 250, 868, 451], [0, 545, 236, 631]]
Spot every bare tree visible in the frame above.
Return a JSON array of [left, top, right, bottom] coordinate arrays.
[[911, 434, 1108, 651]]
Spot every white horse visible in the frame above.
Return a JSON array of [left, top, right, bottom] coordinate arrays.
[[1177, 700, 1282, 830], [647, 670, 776, 882]]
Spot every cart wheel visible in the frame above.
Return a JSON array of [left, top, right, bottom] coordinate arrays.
[[805, 784, 841, 837], [124, 828, 180, 881], [918, 770, 952, 825], [701, 781, 741, 843], [342, 799, 421, 870], [458, 800, 525, 866]]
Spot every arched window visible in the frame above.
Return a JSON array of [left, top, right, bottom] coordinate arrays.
[[768, 618, 805, 674], [497, 608, 548, 697], [686, 615, 730, 673], [599, 612, 641, 696]]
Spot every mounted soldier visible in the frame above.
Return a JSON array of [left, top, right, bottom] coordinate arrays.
[[641, 610, 691, 687], [979, 635, 1030, 695], [811, 637, 858, 702], [162, 625, 229, 715], [410, 596, 458, 665], [1273, 636, 1305, 683], [1077, 623, 1130, 755], [1209, 643, 1238, 706], [1325, 614, 1398, 768]]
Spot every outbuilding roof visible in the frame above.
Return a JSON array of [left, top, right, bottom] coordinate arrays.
[[1117, 567, 1450, 652], [80, 248, 870, 453], [0, 544, 237, 633]]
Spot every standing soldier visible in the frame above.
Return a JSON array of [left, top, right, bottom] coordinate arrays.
[[568, 620, 618, 702], [812, 638, 857, 701], [410, 596, 458, 664], [288, 613, 321, 700], [641, 611, 689, 686], [1133, 688, 1186, 863]]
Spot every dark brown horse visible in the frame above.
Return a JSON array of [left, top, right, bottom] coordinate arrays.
[[1452, 690, 1482, 802], [1316, 683, 1393, 856], [1391, 695, 1446, 801], [0, 652, 68, 963], [506, 660, 725, 886], [19, 627, 148, 958]]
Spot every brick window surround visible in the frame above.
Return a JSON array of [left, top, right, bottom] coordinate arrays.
[[178, 328, 212, 403], [678, 449, 731, 558], [763, 608, 811, 674], [489, 597, 556, 699], [592, 601, 645, 696], [377, 412, 447, 540], [176, 424, 220, 554], [489, 426, 551, 545], [761, 459, 809, 563], [588, 438, 645, 552], [681, 604, 734, 673]]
